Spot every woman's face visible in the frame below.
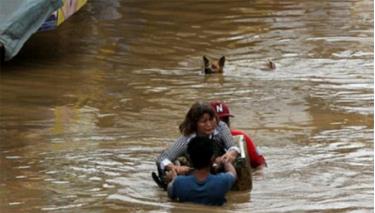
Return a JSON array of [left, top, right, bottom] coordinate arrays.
[[197, 113, 217, 136]]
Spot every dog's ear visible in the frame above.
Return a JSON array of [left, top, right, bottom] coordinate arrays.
[[203, 56, 210, 67], [218, 56, 225, 67]]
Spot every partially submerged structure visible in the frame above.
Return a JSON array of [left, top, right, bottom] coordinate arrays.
[[0, 0, 87, 63]]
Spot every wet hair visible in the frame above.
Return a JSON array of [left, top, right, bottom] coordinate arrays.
[[187, 136, 214, 169], [179, 102, 219, 136]]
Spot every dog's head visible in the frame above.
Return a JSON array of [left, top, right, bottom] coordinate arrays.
[[203, 56, 225, 74]]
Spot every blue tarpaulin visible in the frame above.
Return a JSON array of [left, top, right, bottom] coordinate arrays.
[[0, 0, 62, 61]]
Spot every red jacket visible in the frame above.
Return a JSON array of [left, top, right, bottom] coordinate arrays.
[[231, 129, 266, 169]]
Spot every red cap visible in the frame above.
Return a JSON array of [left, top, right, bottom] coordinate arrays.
[[210, 101, 234, 118]]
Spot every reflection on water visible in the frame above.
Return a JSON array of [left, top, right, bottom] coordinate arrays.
[[0, 0, 373, 212]]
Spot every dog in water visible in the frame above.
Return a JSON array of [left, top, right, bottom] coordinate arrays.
[[203, 55, 276, 74], [203, 56, 225, 74]]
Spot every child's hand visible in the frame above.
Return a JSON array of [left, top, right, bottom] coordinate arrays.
[[176, 165, 191, 175], [170, 165, 191, 175]]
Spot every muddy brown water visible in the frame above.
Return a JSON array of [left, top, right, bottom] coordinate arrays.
[[0, 0, 373, 212]]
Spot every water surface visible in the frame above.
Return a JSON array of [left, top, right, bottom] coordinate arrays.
[[0, 0, 373, 212]]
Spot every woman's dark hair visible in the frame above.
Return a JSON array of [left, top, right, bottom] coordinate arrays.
[[179, 102, 219, 136], [187, 136, 214, 169]]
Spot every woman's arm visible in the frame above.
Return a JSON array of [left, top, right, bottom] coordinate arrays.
[[218, 121, 240, 162], [156, 136, 189, 171]]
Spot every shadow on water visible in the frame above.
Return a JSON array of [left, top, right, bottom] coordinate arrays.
[[0, 0, 373, 212]]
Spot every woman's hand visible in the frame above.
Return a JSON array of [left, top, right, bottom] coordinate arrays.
[[221, 150, 238, 163]]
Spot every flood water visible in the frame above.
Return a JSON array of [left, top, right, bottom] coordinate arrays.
[[0, 0, 373, 212]]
